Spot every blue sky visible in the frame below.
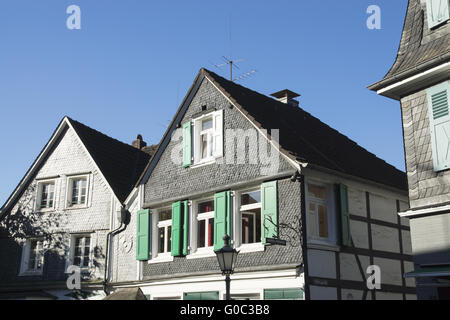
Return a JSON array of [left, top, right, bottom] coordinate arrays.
[[0, 1, 407, 205]]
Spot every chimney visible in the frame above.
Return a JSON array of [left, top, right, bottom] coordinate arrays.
[[132, 134, 147, 150], [270, 89, 301, 107]]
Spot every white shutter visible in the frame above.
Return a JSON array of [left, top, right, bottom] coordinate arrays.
[[427, 81, 450, 171], [427, 0, 450, 29], [213, 109, 224, 158]]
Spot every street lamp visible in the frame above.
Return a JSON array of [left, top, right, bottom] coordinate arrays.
[[214, 235, 239, 300]]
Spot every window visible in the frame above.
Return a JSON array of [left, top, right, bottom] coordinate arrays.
[[197, 200, 214, 249], [20, 239, 45, 275], [264, 288, 303, 300], [157, 208, 172, 255], [28, 239, 44, 272], [188, 110, 223, 166], [72, 235, 91, 268], [239, 190, 262, 245], [426, 0, 449, 29], [427, 81, 450, 171], [37, 181, 55, 211], [66, 175, 89, 208], [306, 183, 336, 244], [200, 118, 214, 161]]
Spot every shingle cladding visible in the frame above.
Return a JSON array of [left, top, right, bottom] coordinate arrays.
[[144, 77, 293, 204], [374, 0, 450, 87], [143, 77, 302, 278], [401, 89, 450, 207], [143, 179, 302, 278]]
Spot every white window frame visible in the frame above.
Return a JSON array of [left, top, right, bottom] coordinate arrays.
[[19, 238, 45, 276], [149, 207, 174, 263], [305, 180, 337, 246], [35, 179, 56, 212], [235, 187, 264, 253], [68, 234, 93, 271], [65, 174, 90, 209], [187, 198, 216, 259], [192, 110, 223, 167]]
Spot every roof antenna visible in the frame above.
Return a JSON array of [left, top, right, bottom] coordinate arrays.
[[212, 15, 256, 83]]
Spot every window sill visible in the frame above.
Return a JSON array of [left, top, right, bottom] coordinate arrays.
[[64, 204, 88, 211], [190, 159, 216, 169], [307, 241, 340, 252], [236, 243, 265, 253], [19, 271, 43, 277], [148, 254, 174, 264], [36, 208, 56, 214], [186, 248, 216, 259]]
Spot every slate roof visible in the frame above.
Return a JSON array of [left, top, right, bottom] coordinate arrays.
[[369, 0, 450, 91], [67, 118, 154, 202], [202, 69, 407, 191]]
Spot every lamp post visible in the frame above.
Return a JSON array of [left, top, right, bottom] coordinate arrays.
[[214, 235, 239, 300]]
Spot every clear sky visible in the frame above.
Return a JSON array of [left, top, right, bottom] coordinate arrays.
[[0, 1, 408, 205]]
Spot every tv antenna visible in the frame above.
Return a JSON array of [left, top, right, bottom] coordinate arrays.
[[212, 16, 257, 82]]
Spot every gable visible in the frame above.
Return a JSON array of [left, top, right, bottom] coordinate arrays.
[[1, 117, 153, 217], [142, 76, 294, 205]]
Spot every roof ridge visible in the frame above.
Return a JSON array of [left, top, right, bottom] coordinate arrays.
[[66, 117, 150, 157]]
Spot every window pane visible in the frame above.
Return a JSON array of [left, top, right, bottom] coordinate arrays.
[[308, 203, 317, 238], [318, 205, 328, 238], [158, 228, 165, 253], [167, 226, 172, 253], [198, 200, 214, 214], [158, 209, 172, 221], [72, 180, 79, 204], [198, 220, 206, 248], [201, 134, 208, 159], [241, 208, 261, 244], [241, 191, 261, 206], [308, 185, 327, 200], [28, 241, 38, 270], [208, 218, 214, 247], [202, 119, 213, 131], [36, 241, 43, 270]]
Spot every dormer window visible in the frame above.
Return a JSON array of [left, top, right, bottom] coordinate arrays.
[[426, 0, 450, 29]]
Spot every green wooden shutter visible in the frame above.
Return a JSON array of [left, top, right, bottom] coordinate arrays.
[[184, 291, 219, 300], [214, 191, 231, 251], [262, 181, 278, 244], [338, 184, 351, 247], [427, 0, 449, 29], [264, 288, 303, 300], [427, 82, 450, 172], [182, 122, 192, 168], [136, 209, 150, 260], [171, 201, 182, 256], [182, 200, 189, 256]]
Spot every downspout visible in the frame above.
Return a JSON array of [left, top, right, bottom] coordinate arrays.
[[103, 205, 129, 295]]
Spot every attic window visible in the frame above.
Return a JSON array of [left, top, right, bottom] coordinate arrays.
[[426, 0, 450, 29]]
